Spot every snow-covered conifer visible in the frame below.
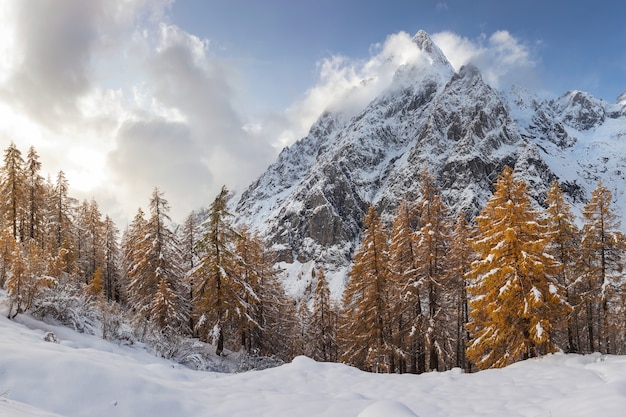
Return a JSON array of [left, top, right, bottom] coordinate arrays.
[[340, 204, 392, 372], [579, 182, 626, 354], [467, 167, 569, 369]]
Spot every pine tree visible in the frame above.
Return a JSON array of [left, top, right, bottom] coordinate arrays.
[[388, 199, 424, 373], [466, 167, 569, 370], [544, 181, 582, 352], [579, 182, 626, 354], [340, 204, 392, 372], [0, 143, 26, 240], [310, 266, 338, 362]]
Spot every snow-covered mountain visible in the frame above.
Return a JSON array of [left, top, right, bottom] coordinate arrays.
[[236, 30, 626, 280]]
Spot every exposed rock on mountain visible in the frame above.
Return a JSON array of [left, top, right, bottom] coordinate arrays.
[[236, 31, 626, 277]]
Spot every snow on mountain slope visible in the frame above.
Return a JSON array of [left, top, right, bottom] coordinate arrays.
[[507, 87, 626, 217], [236, 30, 626, 292], [2, 302, 626, 417]]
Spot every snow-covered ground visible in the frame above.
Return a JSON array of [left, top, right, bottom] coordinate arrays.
[[1, 299, 626, 417]]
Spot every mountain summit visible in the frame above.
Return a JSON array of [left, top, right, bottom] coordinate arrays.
[[235, 30, 626, 283]]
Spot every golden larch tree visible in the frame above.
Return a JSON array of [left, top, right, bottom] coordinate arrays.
[[340, 204, 392, 372], [466, 167, 569, 370], [579, 182, 626, 354]]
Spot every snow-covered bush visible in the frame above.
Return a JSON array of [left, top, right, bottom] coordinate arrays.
[[237, 349, 284, 372], [32, 283, 98, 335]]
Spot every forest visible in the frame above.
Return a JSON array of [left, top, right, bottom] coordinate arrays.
[[1, 143, 625, 373]]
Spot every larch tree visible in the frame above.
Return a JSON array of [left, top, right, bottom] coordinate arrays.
[[446, 212, 474, 372], [0, 229, 17, 287], [50, 171, 75, 258], [234, 226, 290, 357], [544, 181, 583, 352], [24, 146, 46, 246], [122, 208, 148, 308], [388, 199, 425, 373], [466, 166, 569, 370], [191, 186, 241, 356], [180, 210, 202, 333], [1, 142, 26, 240], [75, 199, 102, 283], [102, 215, 122, 302], [340, 204, 392, 372], [127, 190, 188, 337], [6, 241, 55, 318], [413, 169, 452, 371], [309, 266, 338, 362], [579, 182, 626, 354]]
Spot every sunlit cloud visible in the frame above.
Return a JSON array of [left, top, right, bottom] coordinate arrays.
[[258, 29, 539, 152], [0, 1, 540, 225]]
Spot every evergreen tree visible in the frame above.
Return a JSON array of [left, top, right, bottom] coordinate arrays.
[[579, 182, 626, 354], [340, 205, 392, 372], [466, 167, 569, 370]]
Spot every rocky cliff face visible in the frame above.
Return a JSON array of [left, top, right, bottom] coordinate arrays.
[[235, 31, 626, 275]]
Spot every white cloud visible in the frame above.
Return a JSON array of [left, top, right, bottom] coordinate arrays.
[[432, 30, 538, 89], [0, 1, 541, 226], [0, 0, 272, 224], [259, 31, 427, 150], [259, 29, 538, 153]]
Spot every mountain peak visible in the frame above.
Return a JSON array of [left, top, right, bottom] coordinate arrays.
[[618, 91, 626, 107], [411, 29, 450, 67]]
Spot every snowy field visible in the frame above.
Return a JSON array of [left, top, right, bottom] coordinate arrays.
[[1, 306, 626, 417]]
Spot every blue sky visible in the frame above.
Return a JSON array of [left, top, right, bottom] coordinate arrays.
[[170, 0, 626, 109], [0, 0, 623, 224]]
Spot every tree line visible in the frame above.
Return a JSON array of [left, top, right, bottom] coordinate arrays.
[[1, 143, 625, 372], [340, 167, 626, 372]]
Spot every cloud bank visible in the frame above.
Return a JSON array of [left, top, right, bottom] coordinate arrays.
[[0, 0, 539, 225]]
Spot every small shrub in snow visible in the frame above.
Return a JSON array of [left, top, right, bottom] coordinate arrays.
[[43, 332, 58, 343], [237, 349, 284, 372]]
